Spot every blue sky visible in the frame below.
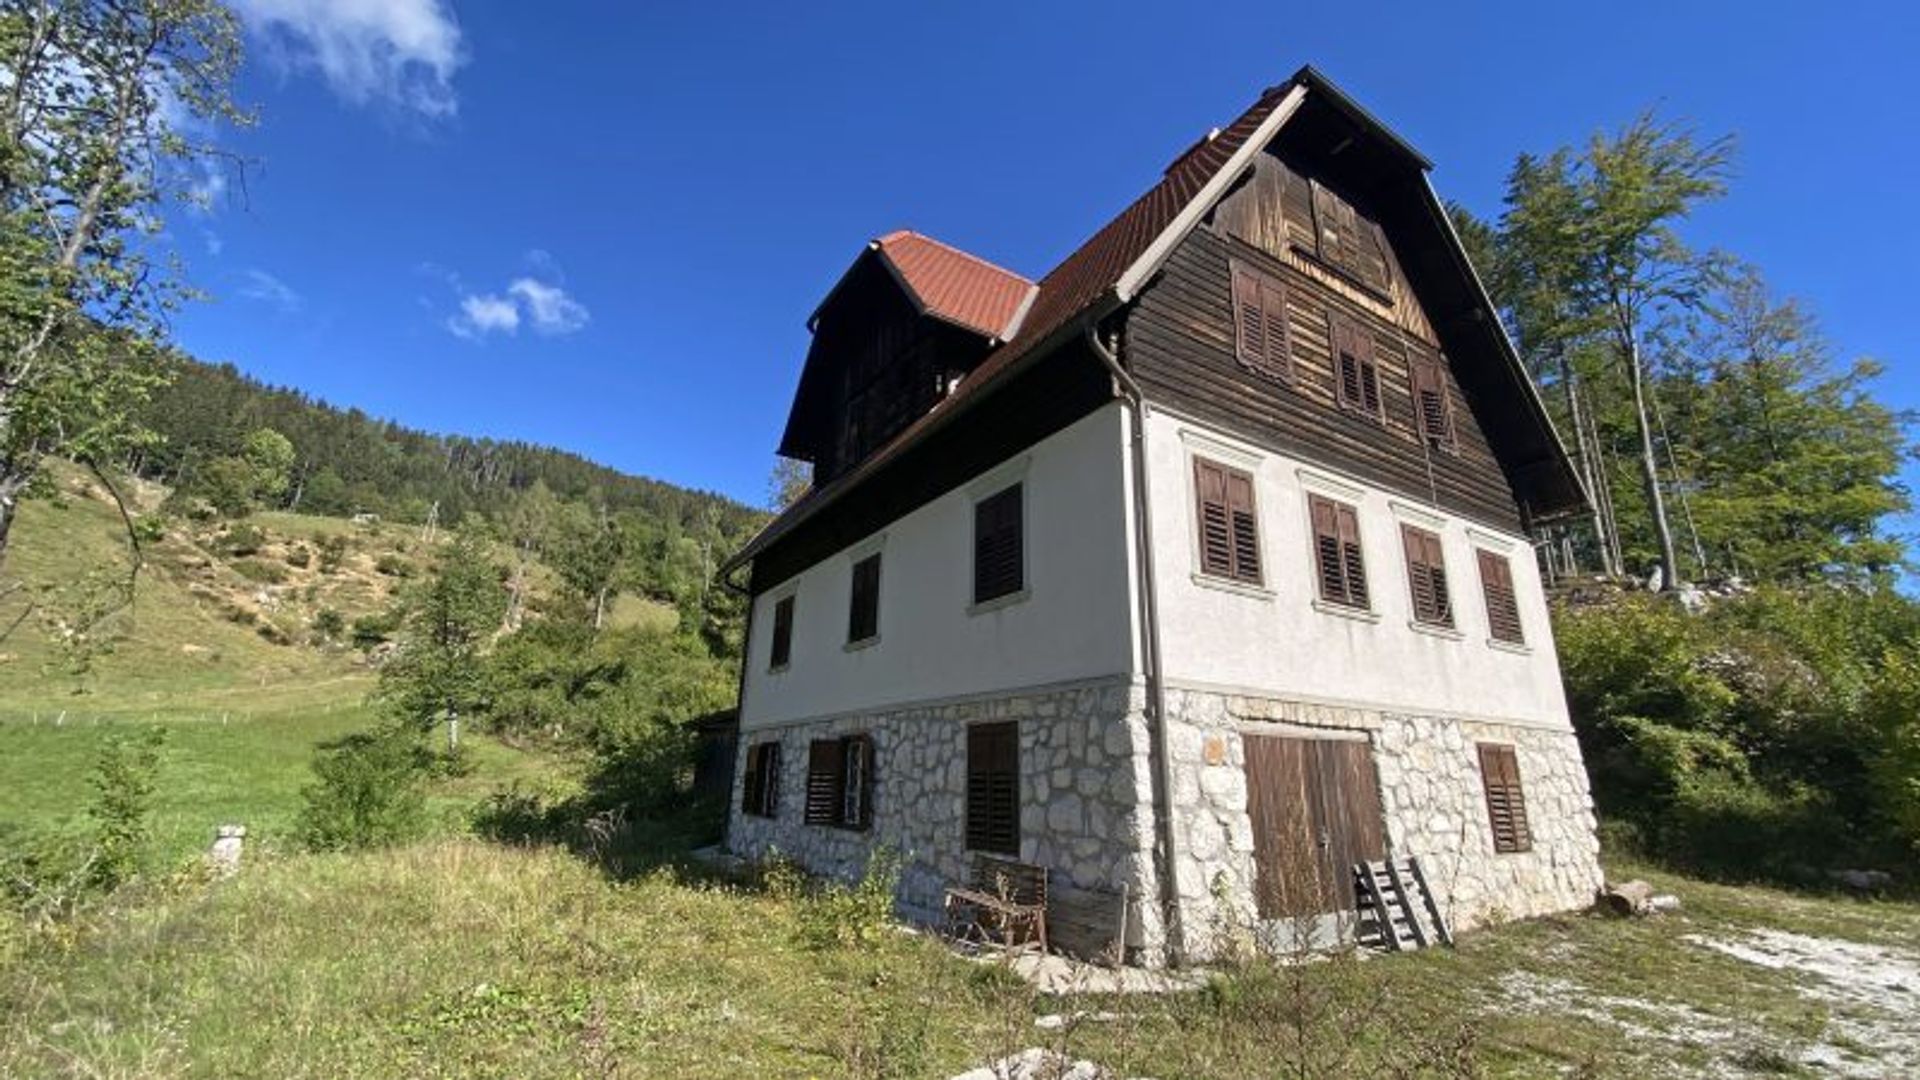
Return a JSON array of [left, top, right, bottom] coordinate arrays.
[[178, 1, 1920, 511]]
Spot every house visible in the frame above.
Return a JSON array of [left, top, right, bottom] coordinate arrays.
[[719, 66, 1603, 965]]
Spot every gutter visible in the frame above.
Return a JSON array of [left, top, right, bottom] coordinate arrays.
[[1085, 323, 1185, 967]]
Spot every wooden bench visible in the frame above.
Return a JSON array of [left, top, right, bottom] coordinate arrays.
[[943, 855, 1049, 954]]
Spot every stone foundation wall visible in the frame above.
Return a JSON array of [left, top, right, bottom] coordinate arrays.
[[727, 679, 1165, 951], [1161, 686, 1603, 959]]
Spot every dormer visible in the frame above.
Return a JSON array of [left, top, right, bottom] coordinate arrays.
[[777, 231, 1035, 485]]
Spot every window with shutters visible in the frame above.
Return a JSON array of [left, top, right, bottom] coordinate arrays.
[[1193, 458, 1262, 586], [1327, 312, 1383, 424], [1230, 260, 1293, 383], [973, 483, 1025, 605], [741, 741, 781, 818], [1308, 179, 1393, 296], [1308, 494, 1369, 610], [769, 595, 794, 670], [1477, 549, 1525, 645], [805, 734, 873, 829], [1410, 352, 1455, 450], [1477, 743, 1533, 853], [965, 721, 1020, 855], [847, 552, 881, 645], [1400, 525, 1453, 628]]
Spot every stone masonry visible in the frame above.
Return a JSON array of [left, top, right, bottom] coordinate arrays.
[[729, 677, 1603, 966]]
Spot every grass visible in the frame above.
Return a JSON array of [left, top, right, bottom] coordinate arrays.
[[0, 833, 1912, 1078]]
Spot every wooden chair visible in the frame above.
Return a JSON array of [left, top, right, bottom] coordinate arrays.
[[944, 855, 1049, 954]]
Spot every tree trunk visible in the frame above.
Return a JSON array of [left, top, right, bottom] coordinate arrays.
[[0, 473, 20, 569], [593, 586, 608, 630], [1625, 336, 1680, 591]]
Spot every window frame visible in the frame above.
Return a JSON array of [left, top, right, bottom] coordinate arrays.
[[804, 733, 873, 831], [1192, 456, 1264, 588], [846, 551, 882, 647], [1477, 548, 1526, 647], [1307, 492, 1370, 612], [972, 482, 1027, 608], [1476, 742, 1533, 853], [741, 741, 781, 819], [1400, 523, 1455, 630], [768, 594, 795, 671], [965, 721, 1020, 856]]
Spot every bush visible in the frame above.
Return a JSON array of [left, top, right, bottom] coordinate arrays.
[[351, 611, 400, 650], [88, 726, 167, 889], [794, 847, 902, 949], [374, 553, 412, 578], [233, 558, 287, 585], [131, 514, 167, 544], [217, 522, 266, 557], [284, 544, 312, 568], [311, 608, 346, 642], [317, 534, 350, 573], [296, 727, 426, 852]]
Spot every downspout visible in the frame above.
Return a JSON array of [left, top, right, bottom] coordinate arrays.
[[1086, 323, 1185, 966]]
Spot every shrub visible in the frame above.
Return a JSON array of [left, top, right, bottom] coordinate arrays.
[[233, 558, 287, 585], [284, 544, 312, 568], [87, 726, 167, 889], [131, 515, 167, 544], [317, 534, 350, 573], [217, 522, 266, 557], [296, 726, 427, 852], [374, 553, 412, 578], [795, 847, 901, 949], [311, 608, 346, 642], [351, 611, 400, 650]]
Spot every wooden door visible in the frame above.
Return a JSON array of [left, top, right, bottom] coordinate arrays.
[[1243, 734, 1385, 919]]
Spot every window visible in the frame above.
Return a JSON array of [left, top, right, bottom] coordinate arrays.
[[965, 722, 1020, 855], [1194, 458, 1262, 585], [1400, 525, 1453, 628], [1308, 179, 1392, 294], [1328, 312, 1382, 423], [741, 742, 781, 818], [1478, 549, 1525, 645], [805, 734, 873, 829], [973, 483, 1025, 604], [1308, 494, 1368, 609], [848, 553, 881, 644], [769, 595, 794, 669], [1410, 352, 1455, 449], [1230, 261, 1293, 382], [1477, 743, 1533, 853]]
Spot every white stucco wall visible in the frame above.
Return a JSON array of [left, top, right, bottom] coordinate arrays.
[[739, 404, 1137, 729], [1140, 408, 1573, 730]]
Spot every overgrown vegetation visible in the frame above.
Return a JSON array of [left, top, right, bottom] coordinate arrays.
[[1558, 585, 1920, 877]]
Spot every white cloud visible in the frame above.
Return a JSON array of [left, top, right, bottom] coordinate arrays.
[[234, 0, 465, 117], [203, 229, 224, 256], [507, 278, 590, 335], [446, 293, 520, 339], [238, 269, 301, 312]]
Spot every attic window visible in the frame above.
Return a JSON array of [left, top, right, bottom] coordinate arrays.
[[1305, 178, 1393, 297]]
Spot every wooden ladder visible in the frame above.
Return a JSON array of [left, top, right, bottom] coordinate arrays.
[[1352, 856, 1454, 952]]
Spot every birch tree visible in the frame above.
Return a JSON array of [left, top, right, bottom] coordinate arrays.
[[0, 0, 249, 567]]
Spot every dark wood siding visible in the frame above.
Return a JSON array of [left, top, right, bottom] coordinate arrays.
[[1126, 180, 1525, 533]]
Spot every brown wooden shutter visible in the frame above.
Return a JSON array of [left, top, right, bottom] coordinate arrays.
[[1232, 262, 1294, 383], [1309, 495, 1345, 605], [1479, 550, 1524, 644], [1336, 501, 1368, 608], [973, 484, 1024, 604], [1410, 353, 1455, 449], [770, 595, 794, 668], [966, 722, 1020, 855], [1477, 743, 1533, 853], [1402, 525, 1453, 627], [848, 553, 881, 642], [805, 739, 844, 825], [1225, 467, 1262, 584], [1195, 459, 1234, 579], [741, 744, 762, 815], [1328, 313, 1382, 423]]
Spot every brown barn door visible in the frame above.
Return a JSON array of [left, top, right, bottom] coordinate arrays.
[[1243, 734, 1386, 920]]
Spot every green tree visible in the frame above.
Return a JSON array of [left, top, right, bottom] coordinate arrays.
[[1676, 272, 1911, 580], [0, 0, 250, 567], [502, 479, 560, 630], [375, 527, 506, 752], [552, 504, 629, 630], [241, 427, 295, 506], [87, 725, 166, 888], [768, 455, 811, 510]]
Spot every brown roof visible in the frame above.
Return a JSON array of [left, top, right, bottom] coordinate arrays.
[[726, 80, 1303, 577], [874, 230, 1035, 340]]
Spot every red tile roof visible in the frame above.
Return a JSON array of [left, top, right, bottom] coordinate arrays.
[[727, 80, 1303, 575], [874, 231, 1035, 340]]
